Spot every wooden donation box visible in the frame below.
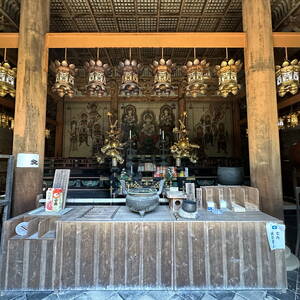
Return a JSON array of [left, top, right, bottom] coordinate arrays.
[[0, 201, 286, 291]]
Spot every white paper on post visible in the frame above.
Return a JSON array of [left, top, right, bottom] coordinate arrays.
[[16, 153, 39, 168], [266, 222, 285, 250]]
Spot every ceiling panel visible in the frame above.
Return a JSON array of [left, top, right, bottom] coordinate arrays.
[[182, 0, 206, 14], [75, 16, 97, 31], [96, 17, 118, 31], [118, 17, 137, 31], [113, 0, 136, 14], [197, 17, 219, 31], [137, 0, 158, 14], [159, 17, 178, 31], [90, 0, 113, 14], [138, 17, 157, 31], [160, 0, 182, 14], [178, 17, 199, 31], [64, 0, 90, 14], [203, 0, 231, 14]]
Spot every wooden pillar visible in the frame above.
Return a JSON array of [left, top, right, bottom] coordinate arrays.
[[232, 99, 242, 158], [12, 0, 49, 216], [242, 0, 283, 219], [55, 100, 64, 157]]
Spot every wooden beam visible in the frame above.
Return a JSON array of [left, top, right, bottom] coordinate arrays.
[[273, 32, 300, 48], [1, 32, 300, 49], [0, 96, 14, 109], [66, 95, 234, 103], [0, 33, 19, 48], [45, 32, 246, 48], [277, 93, 300, 110]]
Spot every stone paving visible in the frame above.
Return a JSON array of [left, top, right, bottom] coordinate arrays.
[[0, 268, 299, 300]]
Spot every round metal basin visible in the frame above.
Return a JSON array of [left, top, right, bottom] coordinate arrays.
[[126, 188, 159, 217]]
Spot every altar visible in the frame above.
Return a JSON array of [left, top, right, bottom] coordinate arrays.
[[0, 205, 287, 291]]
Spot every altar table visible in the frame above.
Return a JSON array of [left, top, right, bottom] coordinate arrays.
[[0, 206, 287, 291]]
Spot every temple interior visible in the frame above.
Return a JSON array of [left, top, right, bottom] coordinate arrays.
[[0, 0, 300, 296]]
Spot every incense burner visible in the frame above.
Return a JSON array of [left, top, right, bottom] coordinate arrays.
[[120, 179, 165, 216]]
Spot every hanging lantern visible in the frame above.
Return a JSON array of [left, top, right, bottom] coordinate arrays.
[[215, 49, 242, 98], [286, 112, 299, 128], [0, 112, 13, 129], [85, 49, 110, 97], [52, 49, 76, 98], [150, 49, 176, 96], [118, 49, 143, 97], [0, 49, 17, 98], [278, 117, 285, 130], [45, 128, 51, 139], [275, 48, 299, 97], [182, 49, 210, 97]]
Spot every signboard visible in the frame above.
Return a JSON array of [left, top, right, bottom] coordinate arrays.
[[266, 222, 285, 250], [16, 153, 39, 168]]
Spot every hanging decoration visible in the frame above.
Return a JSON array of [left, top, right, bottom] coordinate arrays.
[[118, 49, 143, 96], [52, 48, 76, 98], [277, 117, 285, 130], [0, 49, 17, 98], [275, 48, 300, 97], [278, 111, 299, 129], [182, 48, 211, 97], [286, 112, 299, 128], [170, 112, 200, 166], [150, 48, 176, 96], [0, 112, 13, 129], [45, 128, 51, 139], [100, 112, 125, 166], [85, 48, 110, 97], [215, 48, 242, 98]]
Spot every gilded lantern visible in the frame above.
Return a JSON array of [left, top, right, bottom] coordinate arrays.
[[275, 59, 300, 97], [150, 58, 176, 96], [85, 59, 110, 97], [0, 60, 16, 98], [52, 59, 76, 98], [118, 59, 143, 96], [182, 58, 211, 97], [278, 117, 285, 130], [215, 58, 242, 98], [0, 112, 13, 129], [286, 112, 299, 128]]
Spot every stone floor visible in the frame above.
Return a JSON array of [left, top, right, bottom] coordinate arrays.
[[0, 268, 299, 300]]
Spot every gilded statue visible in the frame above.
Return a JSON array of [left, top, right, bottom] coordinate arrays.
[[99, 112, 124, 165], [170, 112, 200, 163]]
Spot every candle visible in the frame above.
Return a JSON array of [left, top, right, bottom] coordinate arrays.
[[129, 129, 132, 139], [162, 130, 164, 140], [159, 128, 162, 135]]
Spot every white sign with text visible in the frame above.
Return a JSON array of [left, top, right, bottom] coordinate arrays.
[[16, 153, 39, 168]]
